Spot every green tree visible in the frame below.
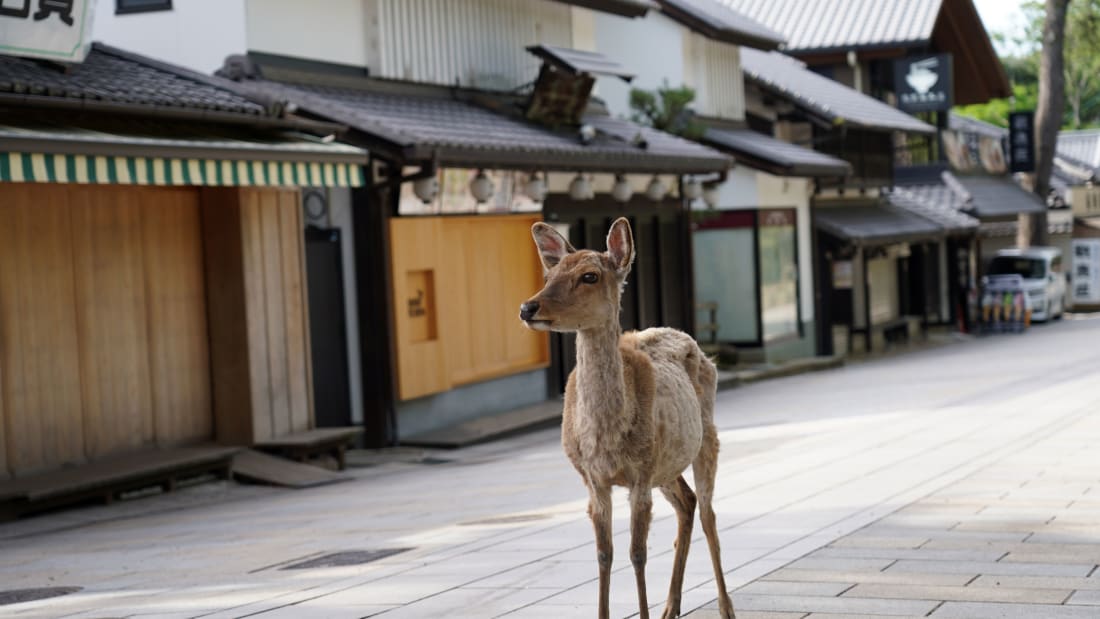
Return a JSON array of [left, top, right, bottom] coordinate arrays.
[[628, 82, 703, 139], [954, 0, 1100, 130]]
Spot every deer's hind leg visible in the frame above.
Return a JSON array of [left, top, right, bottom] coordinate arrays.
[[658, 475, 696, 619], [693, 424, 735, 619]]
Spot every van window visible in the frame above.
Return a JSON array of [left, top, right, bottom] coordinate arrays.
[[989, 256, 1046, 279]]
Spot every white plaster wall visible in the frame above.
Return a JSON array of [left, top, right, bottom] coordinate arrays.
[[92, 0, 246, 73], [245, 0, 367, 67], [593, 10, 688, 120]]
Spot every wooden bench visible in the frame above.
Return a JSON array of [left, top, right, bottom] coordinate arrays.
[[0, 445, 239, 521], [254, 427, 362, 470]]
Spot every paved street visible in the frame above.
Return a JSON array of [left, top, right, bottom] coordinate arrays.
[[3, 316, 1100, 619]]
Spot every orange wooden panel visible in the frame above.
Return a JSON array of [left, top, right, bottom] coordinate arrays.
[[390, 217, 450, 400], [0, 184, 85, 475], [258, 190, 291, 439], [440, 219, 475, 385], [441, 215, 547, 386], [140, 187, 212, 446], [278, 189, 311, 434], [71, 186, 155, 459], [240, 189, 273, 441]]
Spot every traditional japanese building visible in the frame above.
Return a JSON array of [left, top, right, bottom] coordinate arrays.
[[0, 43, 365, 491], [230, 0, 733, 445]]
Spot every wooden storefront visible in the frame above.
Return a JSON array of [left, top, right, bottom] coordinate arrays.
[[389, 214, 548, 401], [0, 151, 366, 480]]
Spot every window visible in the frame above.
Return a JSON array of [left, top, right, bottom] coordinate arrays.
[[116, 0, 172, 15], [758, 209, 799, 341]]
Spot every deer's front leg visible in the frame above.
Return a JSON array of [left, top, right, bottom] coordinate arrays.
[[630, 485, 654, 619], [587, 482, 614, 619]]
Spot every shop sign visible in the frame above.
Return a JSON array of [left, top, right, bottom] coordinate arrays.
[[0, 0, 95, 62], [894, 54, 953, 112], [1008, 111, 1035, 173]]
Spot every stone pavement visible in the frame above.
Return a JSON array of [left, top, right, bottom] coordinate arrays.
[[688, 382, 1100, 618], [1, 317, 1099, 619]]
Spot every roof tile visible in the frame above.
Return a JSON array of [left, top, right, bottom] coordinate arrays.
[[740, 48, 934, 134], [0, 43, 265, 117]]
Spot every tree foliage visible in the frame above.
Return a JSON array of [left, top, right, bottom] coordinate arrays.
[[954, 0, 1100, 130], [628, 82, 704, 139]]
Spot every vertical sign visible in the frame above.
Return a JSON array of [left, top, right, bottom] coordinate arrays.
[[0, 0, 95, 62], [894, 54, 953, 112], [1008, 111, 1036, 173]]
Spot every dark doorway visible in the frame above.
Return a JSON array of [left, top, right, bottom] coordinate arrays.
[[305, 226, 352, 428], [542, 195, 692, 395]]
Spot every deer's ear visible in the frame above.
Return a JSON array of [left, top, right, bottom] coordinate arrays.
[[532, 222, 575, 271], [606, 217, 634, 275]]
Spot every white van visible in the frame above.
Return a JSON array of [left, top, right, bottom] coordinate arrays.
[[985, 247, 1067, 322]]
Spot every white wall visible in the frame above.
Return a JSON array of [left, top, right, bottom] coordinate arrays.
[[92, 0, 246, 73], [246, 0, 367, 68], [594, 11, 688, 119], [246, 0, 573, 90], [594, 10, 744, 121]]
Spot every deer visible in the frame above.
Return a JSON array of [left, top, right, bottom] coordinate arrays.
[[519, 217, 735, 619]]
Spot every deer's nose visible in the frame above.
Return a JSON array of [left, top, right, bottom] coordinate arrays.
[[519, 301, 540, 321]]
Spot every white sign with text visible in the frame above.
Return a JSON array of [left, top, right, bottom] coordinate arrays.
[[0, 0, 95, 62]]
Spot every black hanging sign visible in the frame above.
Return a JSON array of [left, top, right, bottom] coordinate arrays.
[[894, 54, 953, 112], [1008, 111, 1035, 173]]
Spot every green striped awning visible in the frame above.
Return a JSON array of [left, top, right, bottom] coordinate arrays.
[[0, 152, 365, 187]]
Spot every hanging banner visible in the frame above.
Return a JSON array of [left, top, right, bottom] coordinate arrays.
[[1008, 111, 1036, 173], [0, 0, 95, 62]]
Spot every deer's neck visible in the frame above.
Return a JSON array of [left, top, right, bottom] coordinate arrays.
[[574, 321, 625, 419]]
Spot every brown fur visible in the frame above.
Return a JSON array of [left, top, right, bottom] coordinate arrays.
[[521, 218, 735, 619]]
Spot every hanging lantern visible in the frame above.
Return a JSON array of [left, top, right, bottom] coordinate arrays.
[[524, 173, 547, 202], [412, 176, 438, 204], [469, 170, 495, 203], [702, 184, 720, 208], [683, 177, 703, 200], [569, 173, 593, 200], [611, 174, 633, 203], [645, 175, 667, 201]]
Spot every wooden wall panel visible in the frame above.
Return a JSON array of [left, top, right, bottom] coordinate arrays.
[[201, 188, 255, 445], [279, 190, 312, 434], [141, 187, 212, 445], [391, 214, 547, 400], [390, 217, 450, 400], [71, 187, 155, 459], [0, 184, 86, 476], [203, 187, 312, 444]]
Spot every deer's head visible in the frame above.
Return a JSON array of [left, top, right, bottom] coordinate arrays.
[[519, 217, 634, 332]]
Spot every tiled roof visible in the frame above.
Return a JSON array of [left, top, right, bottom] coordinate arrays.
[[740, 48, 934, 134], [885, 183, 979, 235], [718, 0, 941, 52], [954, 175, 1046, 218], [814, 202, 944, 245], [702, 128, 851, 177], [557, 0, 656, 18], [949, 112, 1007, 139], [526, 45, 634, 81], [0, 43, 266, 118], [237, 78, 731, 173], [656, 0, 785, 49], [1057, 130, 1100, 169]]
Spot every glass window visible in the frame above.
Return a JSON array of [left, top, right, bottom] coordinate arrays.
[[694, 227, 757, 342], [989, 256, 1045, 279], [758, 209, 799, 341], [116, 0, 172, 14]]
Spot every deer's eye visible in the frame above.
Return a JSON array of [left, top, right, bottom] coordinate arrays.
[[581, 272, 599, 284]]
